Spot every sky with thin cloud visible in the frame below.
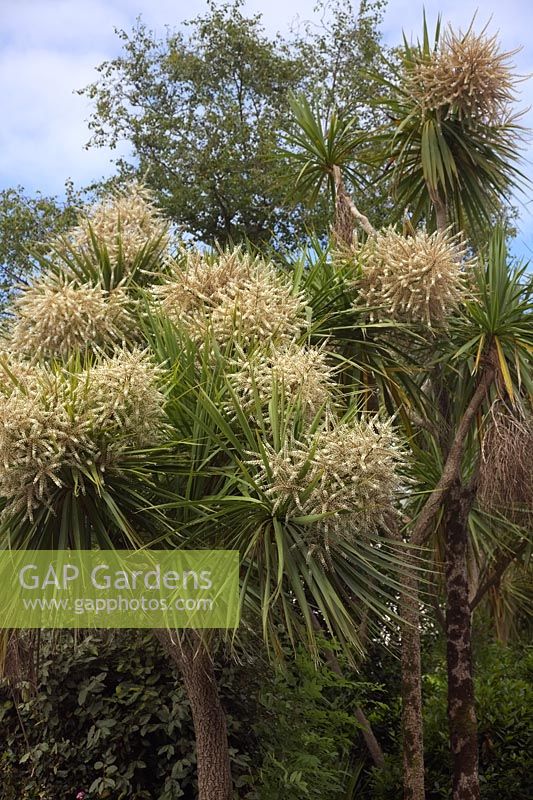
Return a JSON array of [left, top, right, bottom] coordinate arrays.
[[1, 0, 532, 258]]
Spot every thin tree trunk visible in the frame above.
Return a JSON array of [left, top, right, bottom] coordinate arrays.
[[400, 569, 425, 800], [444, 484, 480, 800], [430, 189, 448, 232], [332, 165, 376, 243], [311, 614, 386, 767], [157, 630, 233, 800], [398, 349, 495, 800]]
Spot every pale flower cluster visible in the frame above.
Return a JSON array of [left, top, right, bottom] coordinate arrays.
[[357, 227, 466, 326], [407, 27, 518, 123], [155, 249, 307, 347], [0, 350, 166, 520], [230, 344, 335, 418], [69, 181, 169, 271], [9, 277, 132, 358], [85, 349, 167, 451], [252, 418, 403, 543]]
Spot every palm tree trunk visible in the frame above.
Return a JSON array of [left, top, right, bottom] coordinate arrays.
[[400, 569, 425, 800], [444, 484, 480, 800], [429, 188, 448, 232], [332, 165, 376, 243], [398, 351, 495, 800], [157, 630, 233, 800]]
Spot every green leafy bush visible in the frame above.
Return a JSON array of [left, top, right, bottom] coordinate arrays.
[[370, 643, 533, 800], [254, 650, 361, 800], [0, 632, 252, 800], [0, 632, 370, 800]]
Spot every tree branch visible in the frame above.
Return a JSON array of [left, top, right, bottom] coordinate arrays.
[[332, 165, 376, 239], [410, 347, 497, 547]]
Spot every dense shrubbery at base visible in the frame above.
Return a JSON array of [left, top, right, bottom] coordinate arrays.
[[0, 632, 363, 800], [367, 643, 533, 800], [1, 632, 530, 799]]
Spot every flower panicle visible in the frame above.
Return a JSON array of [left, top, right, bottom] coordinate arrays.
[[355, 227, 468, 327], [0, 349, 166, 521], [154, 248, 307, 348], [229, 342, 336, 419], [250, 416, 405, 544], [9, 276, 133, 359], [407, 26, 521, 123]]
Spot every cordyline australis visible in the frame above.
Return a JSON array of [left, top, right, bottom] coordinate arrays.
[[68, 180, 170, 270], [0, 349, 166, 521], [229, 342, 336, 420], [0, 184, 410, 800], [406, 25, 520, 123], [294, 18, 526, 797], [154, 247, 307, 348]]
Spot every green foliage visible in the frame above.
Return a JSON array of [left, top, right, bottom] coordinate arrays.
[[369, 641, 533, 799], [254, 650, 360, 800], [281, 96, 365, 205], [79, 0, 387, 247], [450, 226, 533, 400], [0, 632, 194, 800], [0, 184, 81, 311], [0, 632, 376, 800], [0, 632, 245, 799]]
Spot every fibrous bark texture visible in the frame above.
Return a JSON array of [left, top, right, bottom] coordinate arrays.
[[156, 630, 233, 800], [444, 484, 480, 800]]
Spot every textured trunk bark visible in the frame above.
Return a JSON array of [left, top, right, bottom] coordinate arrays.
[[400, 568, 425, 800], [444, 485, 480, 800], [429, 188, 448, 232], [434, 199, 448, 232], [331, 165, 376, 243], [156, 630, 233, 800]]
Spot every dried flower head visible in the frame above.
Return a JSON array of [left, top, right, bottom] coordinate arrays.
[[478, 402, 533, 525], [407, 26, 519, 122], [251, 417, 403, 544], [230, 344, 335, 419], [69, 181, 169, 271], [155, 248, 307, 347], [357, 227, 467, 326], [9, 276, 132, 359], [0, 349, 165, 520]]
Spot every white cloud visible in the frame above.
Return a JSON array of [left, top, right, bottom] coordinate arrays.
[[1, 0, 128, 50]]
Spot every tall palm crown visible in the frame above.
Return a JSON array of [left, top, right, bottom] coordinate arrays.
[[367, 17, 526, 235]]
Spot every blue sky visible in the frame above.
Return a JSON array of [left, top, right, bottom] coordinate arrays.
[[1, 0, 532, 258]]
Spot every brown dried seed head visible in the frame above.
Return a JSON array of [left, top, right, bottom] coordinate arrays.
[[478, 403, 533, 525]]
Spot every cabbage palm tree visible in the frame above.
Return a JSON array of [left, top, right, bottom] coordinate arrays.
[[281, 16, 530, 800], [364, 15, 527, 238], [0, 185, 409, 800]]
